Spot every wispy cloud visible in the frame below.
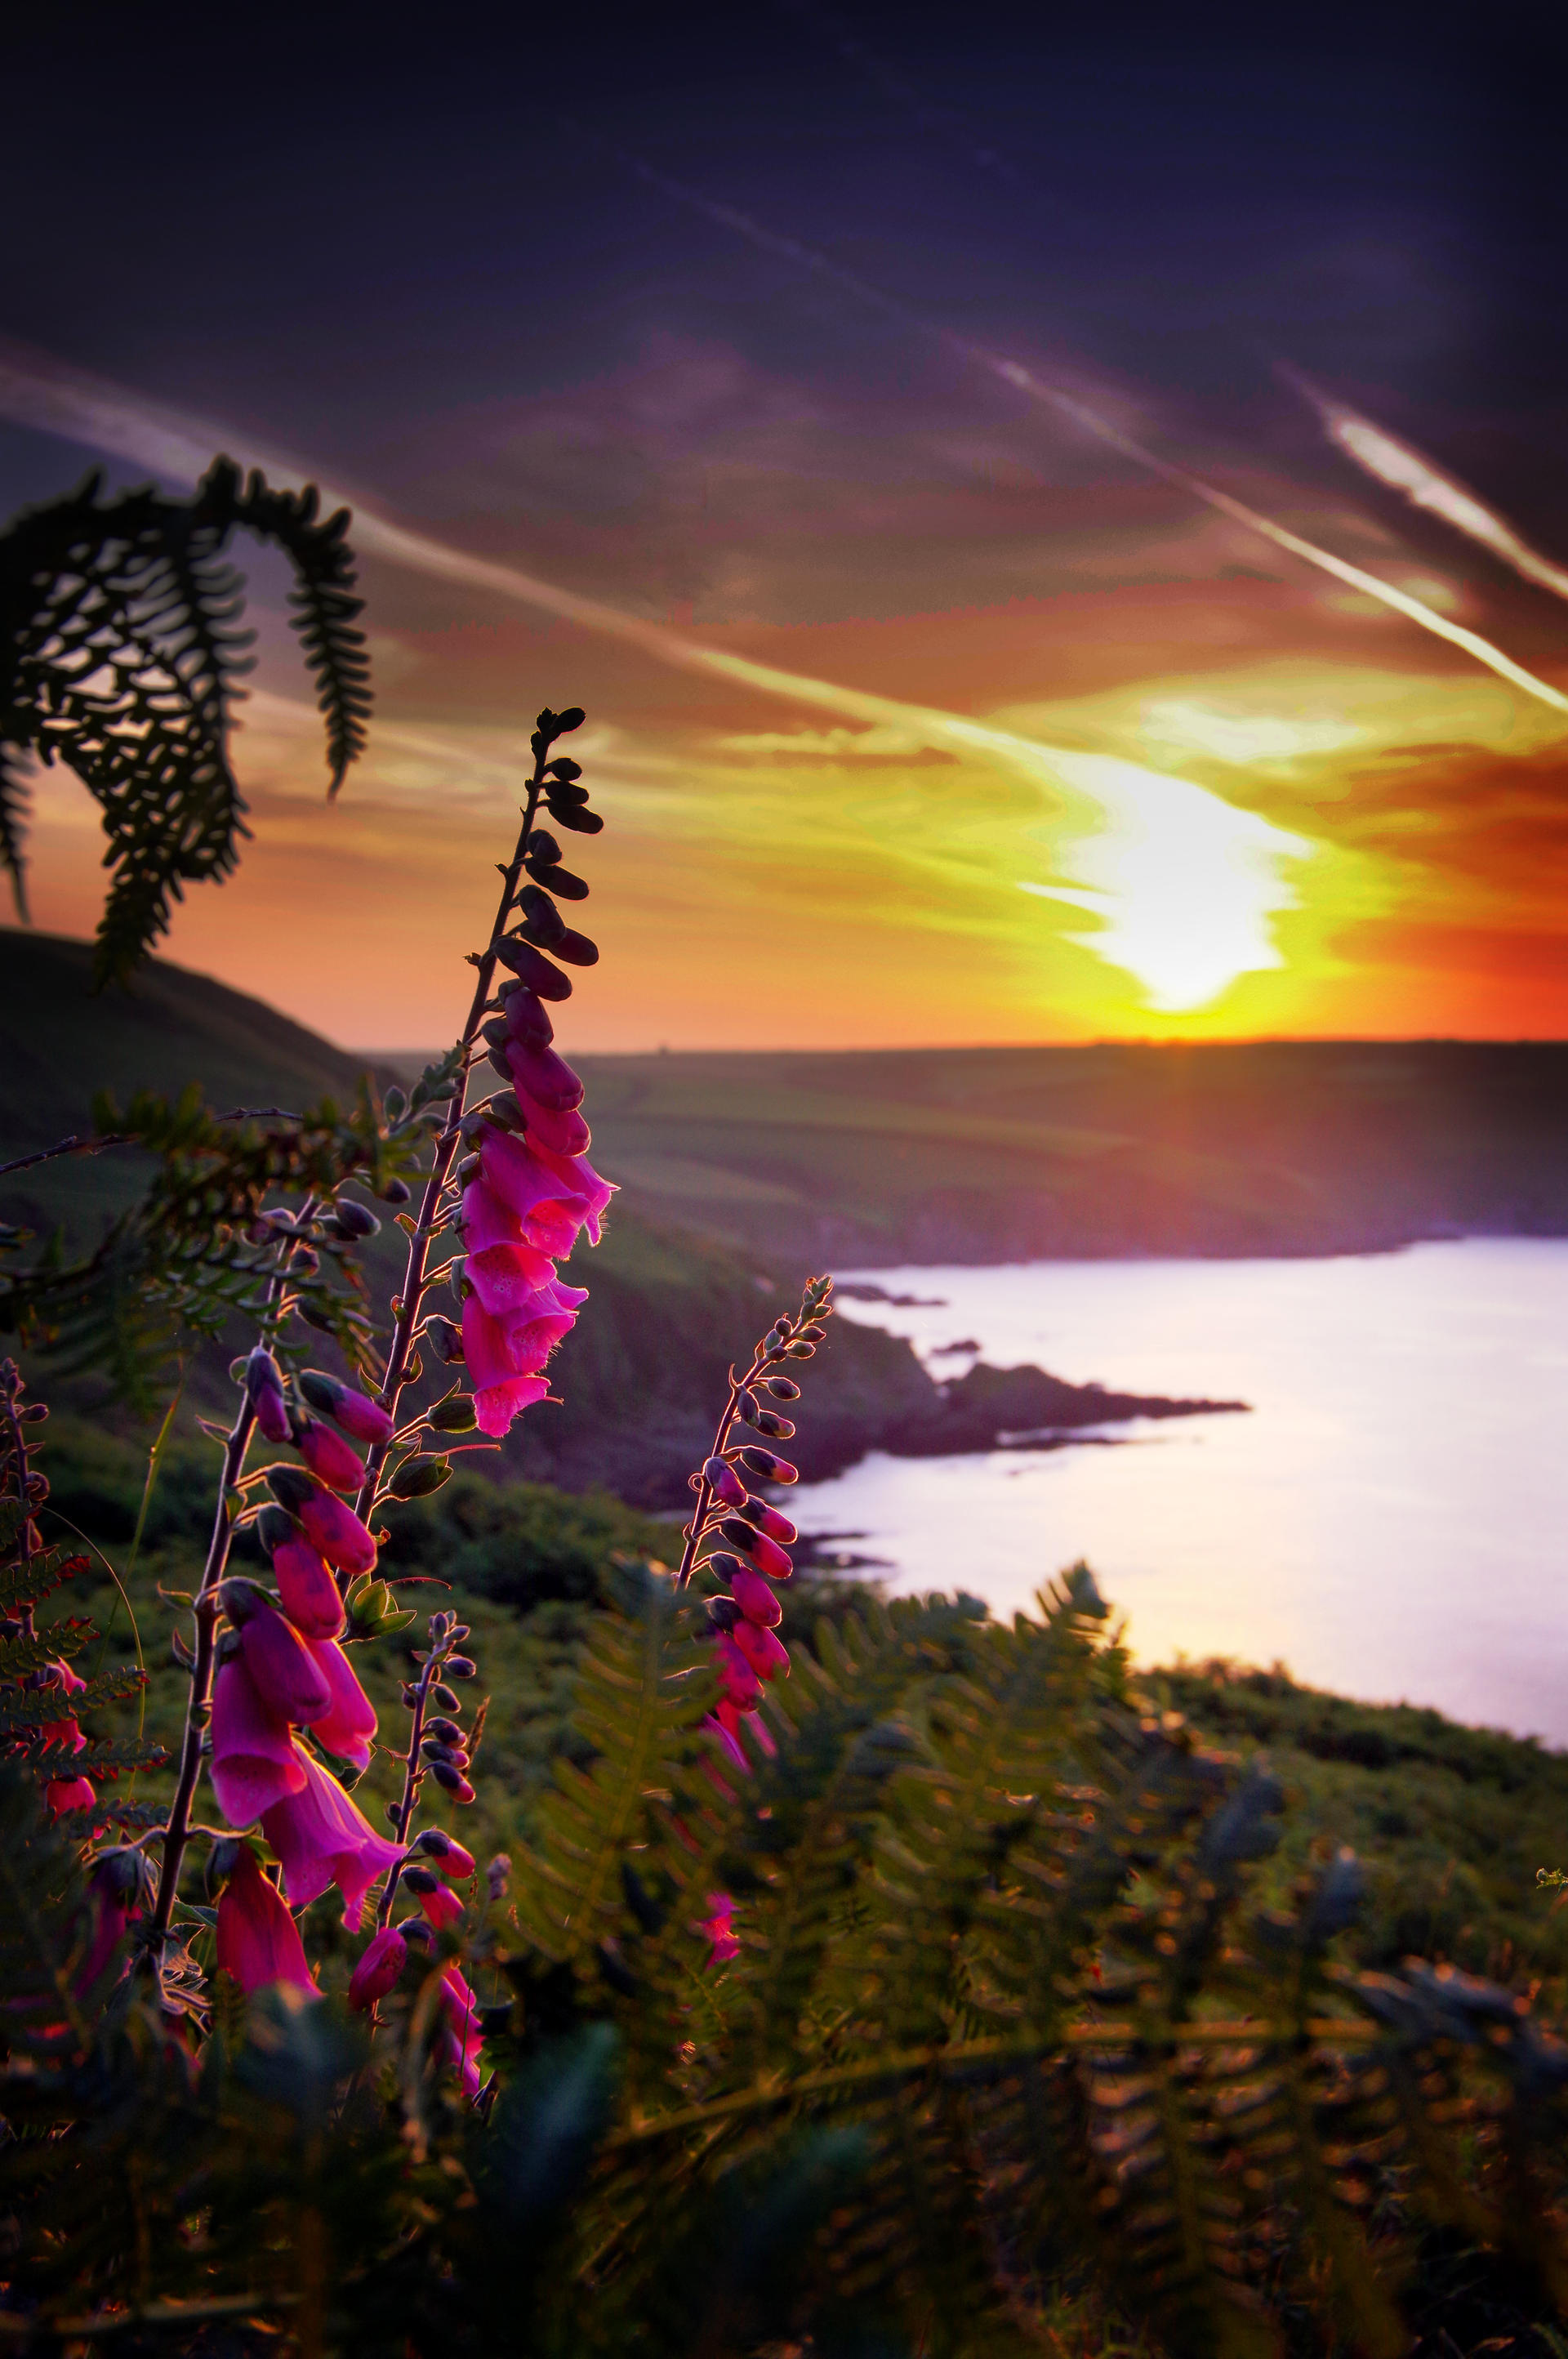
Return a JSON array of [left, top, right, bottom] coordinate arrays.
[[564, 145, 1568, 714], [1283, 361, 1568, 609], [0, 335, 1311, 1011]]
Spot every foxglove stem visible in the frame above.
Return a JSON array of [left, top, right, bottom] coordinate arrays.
[[149, 1209, 319, 1947], [376, 1612, 468, 1929], [675, 1280, 829, 1588], [351, 744, 555, 1525], [0, 1361, 40, 1640]]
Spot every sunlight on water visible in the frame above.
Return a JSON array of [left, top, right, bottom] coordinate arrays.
[[793, 1241, 1568, 1741]]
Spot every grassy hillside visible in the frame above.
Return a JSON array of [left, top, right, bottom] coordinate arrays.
[[550, 1037, 1568, 1263], [0, 931, 938, 1501], [0, 930, 392, 1243]]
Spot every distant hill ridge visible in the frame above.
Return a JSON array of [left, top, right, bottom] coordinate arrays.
[[7, 930, 1567, 1265]]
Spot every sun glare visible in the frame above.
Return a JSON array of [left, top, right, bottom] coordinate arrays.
[[1021, 751, 1312, 1010]]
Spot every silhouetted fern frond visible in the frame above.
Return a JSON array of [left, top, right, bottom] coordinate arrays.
[[0, 456, 372, 983]]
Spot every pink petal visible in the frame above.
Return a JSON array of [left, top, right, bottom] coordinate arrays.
[[210, 1657, 309, 1826], [262, 1746, 403, 1929], [303, 1638, 378, 1772]]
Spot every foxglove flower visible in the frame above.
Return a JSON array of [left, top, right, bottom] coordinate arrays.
[[514, 1085, 590, 1158], [696, 1892, 741, 1969], [46, 1774, 97, 1818], [215, 1845, 318, 1997], [211, 1655, 308, 1826], [408, 1873, 465, 1933], [233, 1590, 333, 1725], [733, 1618, 790, 1681], [729, 1563, 783, 1628], [38, 1656, 86, 1754], [262, 1744, 403, 1929], [299, 1370, 395, 1446], [504, 1037, 584, 1113], [271, 1535, 346, 1642], [459, 1295, 552, 1437], [302, 1636, 378, 1773], [78, 1850, 145, 1995], [296, 1418, 368, 1495], [416, 1828, 476, 1881], [348, 1924, 407, 2011], [267, 1469, 379, 1576], [246, 1349, 292, 1445], [439, 1963, 483, 2096]]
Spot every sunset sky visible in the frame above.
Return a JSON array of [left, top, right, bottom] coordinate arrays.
[[3, 1, 1566, 1050]]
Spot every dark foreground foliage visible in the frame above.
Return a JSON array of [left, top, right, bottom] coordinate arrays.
[[5, 1565, 1568, 2357]]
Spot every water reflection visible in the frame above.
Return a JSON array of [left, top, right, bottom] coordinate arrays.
[[794, 1241, 1568, 1741]]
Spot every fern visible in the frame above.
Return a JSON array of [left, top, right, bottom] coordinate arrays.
[[491, 1567, 1568, 2357], [0, 457, 371, 983]]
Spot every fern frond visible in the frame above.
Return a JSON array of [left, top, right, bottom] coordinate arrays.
[[0, 457, 371, 980], [0, 1764, 93, 2057], [510, 1562, 712, 1982], [0, 739, 30, 918]]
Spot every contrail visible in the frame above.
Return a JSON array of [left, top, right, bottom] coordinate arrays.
[[1282, 361, 1568, 609], [0, 336, 1307, 1008], [576, 134, 1568, 716]]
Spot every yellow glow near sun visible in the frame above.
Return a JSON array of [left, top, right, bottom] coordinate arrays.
[[1019, 750, 1312, 1010]]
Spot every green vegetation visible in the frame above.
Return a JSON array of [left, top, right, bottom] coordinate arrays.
[[557, 1037, 1568, 1262], [38, 1413, 1568, 2021]]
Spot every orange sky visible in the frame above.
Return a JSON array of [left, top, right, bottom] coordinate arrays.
[[7, 335, 1568, 1050]]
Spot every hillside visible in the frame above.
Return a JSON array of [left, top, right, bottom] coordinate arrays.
[[0, 932, 943, 1499], [552, 1038, 1568, 1264]]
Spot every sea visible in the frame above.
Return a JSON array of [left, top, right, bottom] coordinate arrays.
[[790, 1239, 1568, 1744]]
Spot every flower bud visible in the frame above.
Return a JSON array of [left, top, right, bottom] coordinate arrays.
[[713, 1634, 763, 1710], [546, 796, 604, 835], [525, 827, 561, 863], [433, 1682, 462, 1711], [751, 1410, 795, 1439], [501, 988, 553, 1045], [296, 1419, 368, 1495], [424, 1715, 463, 1743], [733, 1617, 790, 1681], [387, 1453, 452, 1500], [763, 1377, 800, 1401], [425, 1316, 466, 1364], [719, 1519, 791, 1581], [731, 1564, 784, 1628], [733, 1447, 797, 1485], [516, 884, 565, 945], [526, 859, 588, 900], [492, 938, 573, 999], [447, 1656, 477, 1679], [329, 1198, 381, 1240], [427, 1394, 478, 1433], [702, 1455, 746, 1508], [551, 928, 599, 967], [416, 1829, 477, 1880], [299, 1371, 396, 1447], [348, 1924, 407, 2011], [430, 1762, 476, 1802], [506, 1038, 584, 1113], [486, 1853, 511, 1902], [401, 1864, 441, 1895], [378, 1176, 413, 1205], [738, 1500, 796, 1545], [246, 1349, 292, 1444], [254, 1504, 298, 1556]]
